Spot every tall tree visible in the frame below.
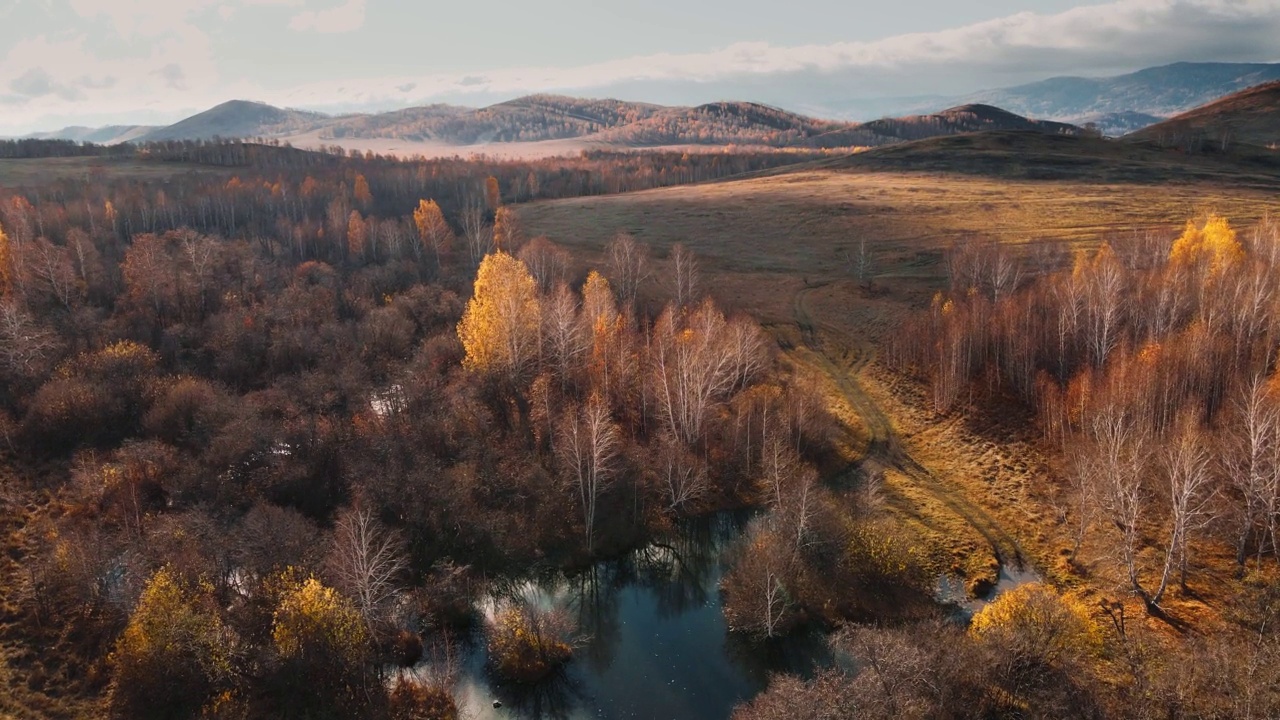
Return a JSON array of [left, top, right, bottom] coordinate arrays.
[[412, 199, 452, 271], [458, 252, 541, 379], [557, 394, 621, 553]]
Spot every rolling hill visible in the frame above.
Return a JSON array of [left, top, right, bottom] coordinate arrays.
[[123, 96, 1078, 154], [1125, 81, 1280, 150], [860, 104, 1078, 142], [136, 100, 329, 143]]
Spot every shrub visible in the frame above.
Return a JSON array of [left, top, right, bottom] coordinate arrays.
[[485, 603, 573, 682]]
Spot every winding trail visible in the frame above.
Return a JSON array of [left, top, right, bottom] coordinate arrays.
[[790, 283, 1026, 572]]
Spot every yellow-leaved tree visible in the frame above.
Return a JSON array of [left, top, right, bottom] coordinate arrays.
[[272, 576, 372, 714], [109, 568, 234, 718], [458, 252, 541, 378], [970, 582, 1100, 671], [1169, 214, 1243, 272], [413, 199, 452, 270]]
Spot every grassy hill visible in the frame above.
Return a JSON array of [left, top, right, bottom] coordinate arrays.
[[839, 130, 1280, 185], [860, 104, 1078, 143], [1125, 81, 1280, 150], [138, 100, 329, 142]]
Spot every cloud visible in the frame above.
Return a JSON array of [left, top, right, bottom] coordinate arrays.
[[67, 0, 220, 38], [6, 0, 1280, 134], [288, 0, 366, 33], [9, 68, 86, 102], [275, 0, 1280, 111], [156, 64, 187, 91]]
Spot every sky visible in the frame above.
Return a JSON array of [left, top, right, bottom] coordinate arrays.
[[2, 0, 1280, 134]]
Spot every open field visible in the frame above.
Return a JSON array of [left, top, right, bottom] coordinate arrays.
[[516, 147, 1280, 604], [278, 128, 816, 160]]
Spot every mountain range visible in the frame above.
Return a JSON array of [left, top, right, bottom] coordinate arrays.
[[14, 62, 1280, 153]]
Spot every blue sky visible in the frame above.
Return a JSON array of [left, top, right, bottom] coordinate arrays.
[[2, 0, 1279, 133]]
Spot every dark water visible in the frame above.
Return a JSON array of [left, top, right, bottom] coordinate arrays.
[[409, 513, 831, 720]]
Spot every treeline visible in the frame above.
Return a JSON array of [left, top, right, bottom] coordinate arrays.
[[0, 138, 134, 159], [2, 141, 828, 246]]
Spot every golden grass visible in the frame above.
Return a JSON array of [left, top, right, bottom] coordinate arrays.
[[518, 163, 1280, 606]]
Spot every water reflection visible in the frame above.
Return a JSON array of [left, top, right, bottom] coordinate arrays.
[[936, 562, 1042, 621], [440, 512, 827, 720]]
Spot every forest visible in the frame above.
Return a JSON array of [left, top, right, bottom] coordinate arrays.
[[1, 138, 1279, 719], [0, 139, 894, 719]]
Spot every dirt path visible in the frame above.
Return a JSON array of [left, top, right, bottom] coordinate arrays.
[[790, 283, 1026, 574]]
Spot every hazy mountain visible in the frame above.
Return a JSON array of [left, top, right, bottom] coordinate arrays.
[[16, 93, 1085, 153], [136, 100, 330, 143], [963, 62, 1280, 122], [1066, 111, 1166, 138], [24, 124, 157, 145], [1126, 81, 1280, 149]]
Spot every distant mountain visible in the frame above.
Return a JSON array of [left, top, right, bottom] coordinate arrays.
[[21, 95, 1080, 153], [966, 62, 1280, 122], [137, 100, 329, 143], [1066, 111, 1166, 138], [1125, 81, 1280, 150], [25, 124, 156, 145], [324, 95, 663, 144], [587, 101, 885, 148], [861, 104, 1079, 142]]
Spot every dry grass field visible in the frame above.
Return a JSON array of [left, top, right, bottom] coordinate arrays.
[[517, 142, 1280, 606]]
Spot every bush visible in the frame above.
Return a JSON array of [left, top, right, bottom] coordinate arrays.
[[389, 676, 458, 720], [485, 603, 573, 682]]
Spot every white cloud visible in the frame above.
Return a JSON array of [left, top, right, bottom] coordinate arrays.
[[6, 0, 1280, 134], [67, 0, 220, 38], [288, 0, 366, 33], [261, 0, 1280, 114]]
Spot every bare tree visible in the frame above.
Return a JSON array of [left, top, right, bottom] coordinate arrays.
[[606, 232, 650, 312], [670, 243, 700, 309], [557, 394, 621, 553], [26, 237, 77, 310], [518, 236, 570, 292], [0, 300, 59, 378], [1152, 414, 1215, 604], [542, 282, 586, 388], [1085, 403, 1149, 599], [460, 201, 491, 266], [1082, 244, 1125, 367], [326, 507, 408, 631], [721, 519, 794, 640], [650, 300, 739, 445], [1225, 375, 1279, 570], [656, 430, 707, 511]]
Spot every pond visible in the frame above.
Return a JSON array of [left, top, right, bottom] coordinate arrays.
[[407, 513, 831, 720], [403, 512, 1039, 719]]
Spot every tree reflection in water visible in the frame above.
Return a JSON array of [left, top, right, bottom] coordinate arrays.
[[451, 511, 828, 720]]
